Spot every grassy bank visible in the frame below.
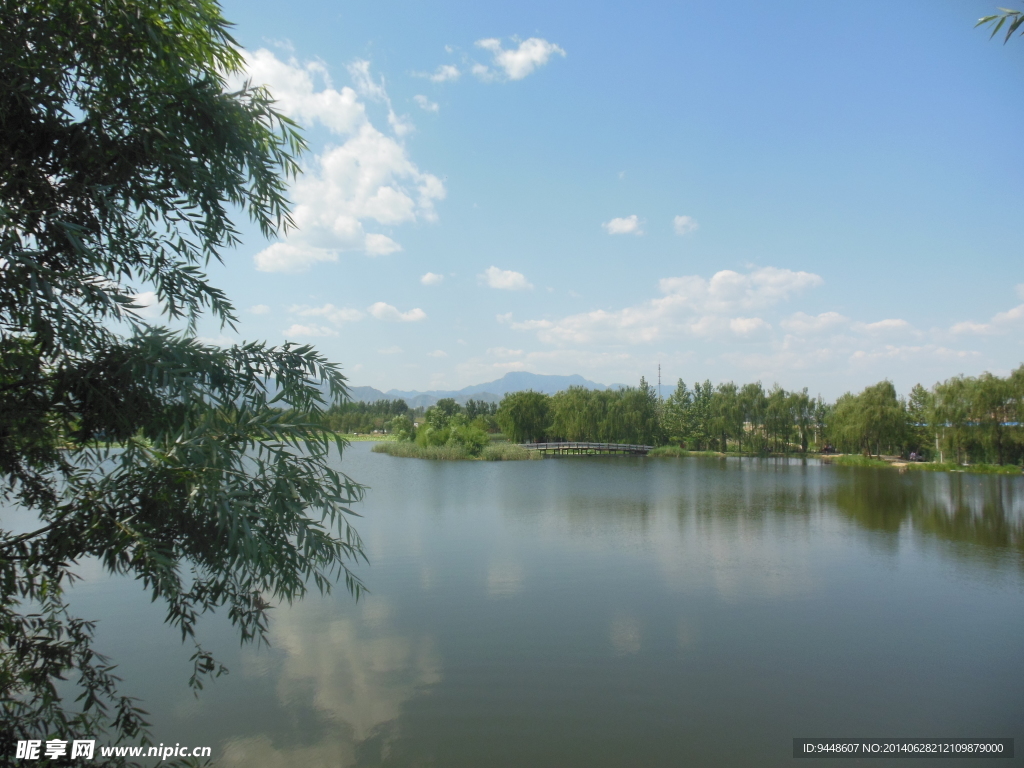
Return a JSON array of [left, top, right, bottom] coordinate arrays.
[[372, 441, 541, 461], [650, 448, 1023, 476], [824, 455, 1022, 475]]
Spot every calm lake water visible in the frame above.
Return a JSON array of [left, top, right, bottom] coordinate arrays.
[[61, 444, 1024, 766]]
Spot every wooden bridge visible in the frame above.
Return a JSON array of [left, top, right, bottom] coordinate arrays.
[[520, 441, 654, 456]]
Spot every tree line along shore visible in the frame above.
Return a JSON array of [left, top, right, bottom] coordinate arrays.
[[334, 368, 1024, 472]]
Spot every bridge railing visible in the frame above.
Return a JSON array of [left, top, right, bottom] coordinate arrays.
[[519, 442, 654, 453]]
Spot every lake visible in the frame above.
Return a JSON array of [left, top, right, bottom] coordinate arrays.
[[63, 443, 1024, 766]]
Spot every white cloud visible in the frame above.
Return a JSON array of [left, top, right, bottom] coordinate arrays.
[[854, 318, 911, 334], [512, 267, 822, 346], [729, 317, 771, 338], [414, 95, 439, 112], [496, 312, 513, 324], [481, 266, 533, 290], [417, 64, 460, 82], [603, 215, 643, 236], [128, 290, 162, 319], [364, 234, 402, 256], [950, 303, 1024, 335], [673, 215, 698, 235], [242, 50, 444, 270], [368, 302, 427, 322], [249, 304, 272, 315], [421, 272, 444, 285], [238, 49, 366, 134], [290, 303, 365, 324], [428, 350, 448, 358], [474, 37, 566, 81], [283, 323, 338, 338], [780, 311, 848, 335], [254, 242, 337, 273]]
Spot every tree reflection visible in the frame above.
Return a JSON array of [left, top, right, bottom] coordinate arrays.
[[829, 469, 1024, 558]]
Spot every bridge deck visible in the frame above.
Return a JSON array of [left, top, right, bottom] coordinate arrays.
[[520, 441, 654, 456]]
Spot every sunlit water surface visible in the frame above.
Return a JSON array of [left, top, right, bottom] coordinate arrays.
[[50, 444, 1024, 766]]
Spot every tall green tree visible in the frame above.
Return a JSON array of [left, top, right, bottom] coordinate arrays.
[[664, 379, 693, 447], [496, 391, 551, 443], [1, 0, 365, 754]]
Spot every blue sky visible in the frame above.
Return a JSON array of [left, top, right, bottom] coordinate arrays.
[[187, 0, 1024, 397]]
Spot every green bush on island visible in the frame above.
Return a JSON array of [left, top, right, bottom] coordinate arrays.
[[372, 440, 539, 461], [413, 398, 490, 456]]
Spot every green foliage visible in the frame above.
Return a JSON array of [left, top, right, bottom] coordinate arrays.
[[0, 0, 364, 756], [827, 381, 907, 456], [373, 442, 472, 460], [927, 368, 1024, 466], [372, 440, 539, 461], [316, 398, 410, 434], [413, 400, 488, 455], [977, 8, 1024, 43], [388, 414, 416, 442], [496, 390, 551, 443]]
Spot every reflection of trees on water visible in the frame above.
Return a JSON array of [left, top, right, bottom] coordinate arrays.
[[829, 469, 1024, 558]]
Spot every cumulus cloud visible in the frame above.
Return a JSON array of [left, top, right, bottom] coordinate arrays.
[[368, 302, 427, 322], [254, 243, 338, 273], [421, 272, 444, 285], [290, 303, 365, 324], [481, 266, 533, 290], [473, 37, 566, 81], [240, 50, 444, 271], [950, 304, 1024, 335], [283, 323, 338, 338], [413, 94, 439, 112], [729, 317, 772, 338], [673, 215, 698, 235], [854, 318, 911, 334], [512, 267, 822, 346], [417, 64, 460, 82], [249, 304, 271, 315], [428, 350, 448, 358], [364, 234, 403, 256], [780, 311, 848, 335], [603, 215, 643, 236]]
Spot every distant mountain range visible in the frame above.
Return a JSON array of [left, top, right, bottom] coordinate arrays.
[[348, 372, 613, 408]]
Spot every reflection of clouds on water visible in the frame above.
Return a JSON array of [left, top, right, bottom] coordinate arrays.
[[419, 565, 435, 592], [676, 619, 696, 650], [222, 732, 356, 768], [222, 596, 440, 768], [487, 558, 524, 597], [609, 615, 642, 655]]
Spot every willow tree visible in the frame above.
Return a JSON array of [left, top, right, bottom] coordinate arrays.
[[496, 391, 551, 443], [1, 0, 364, 755]]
